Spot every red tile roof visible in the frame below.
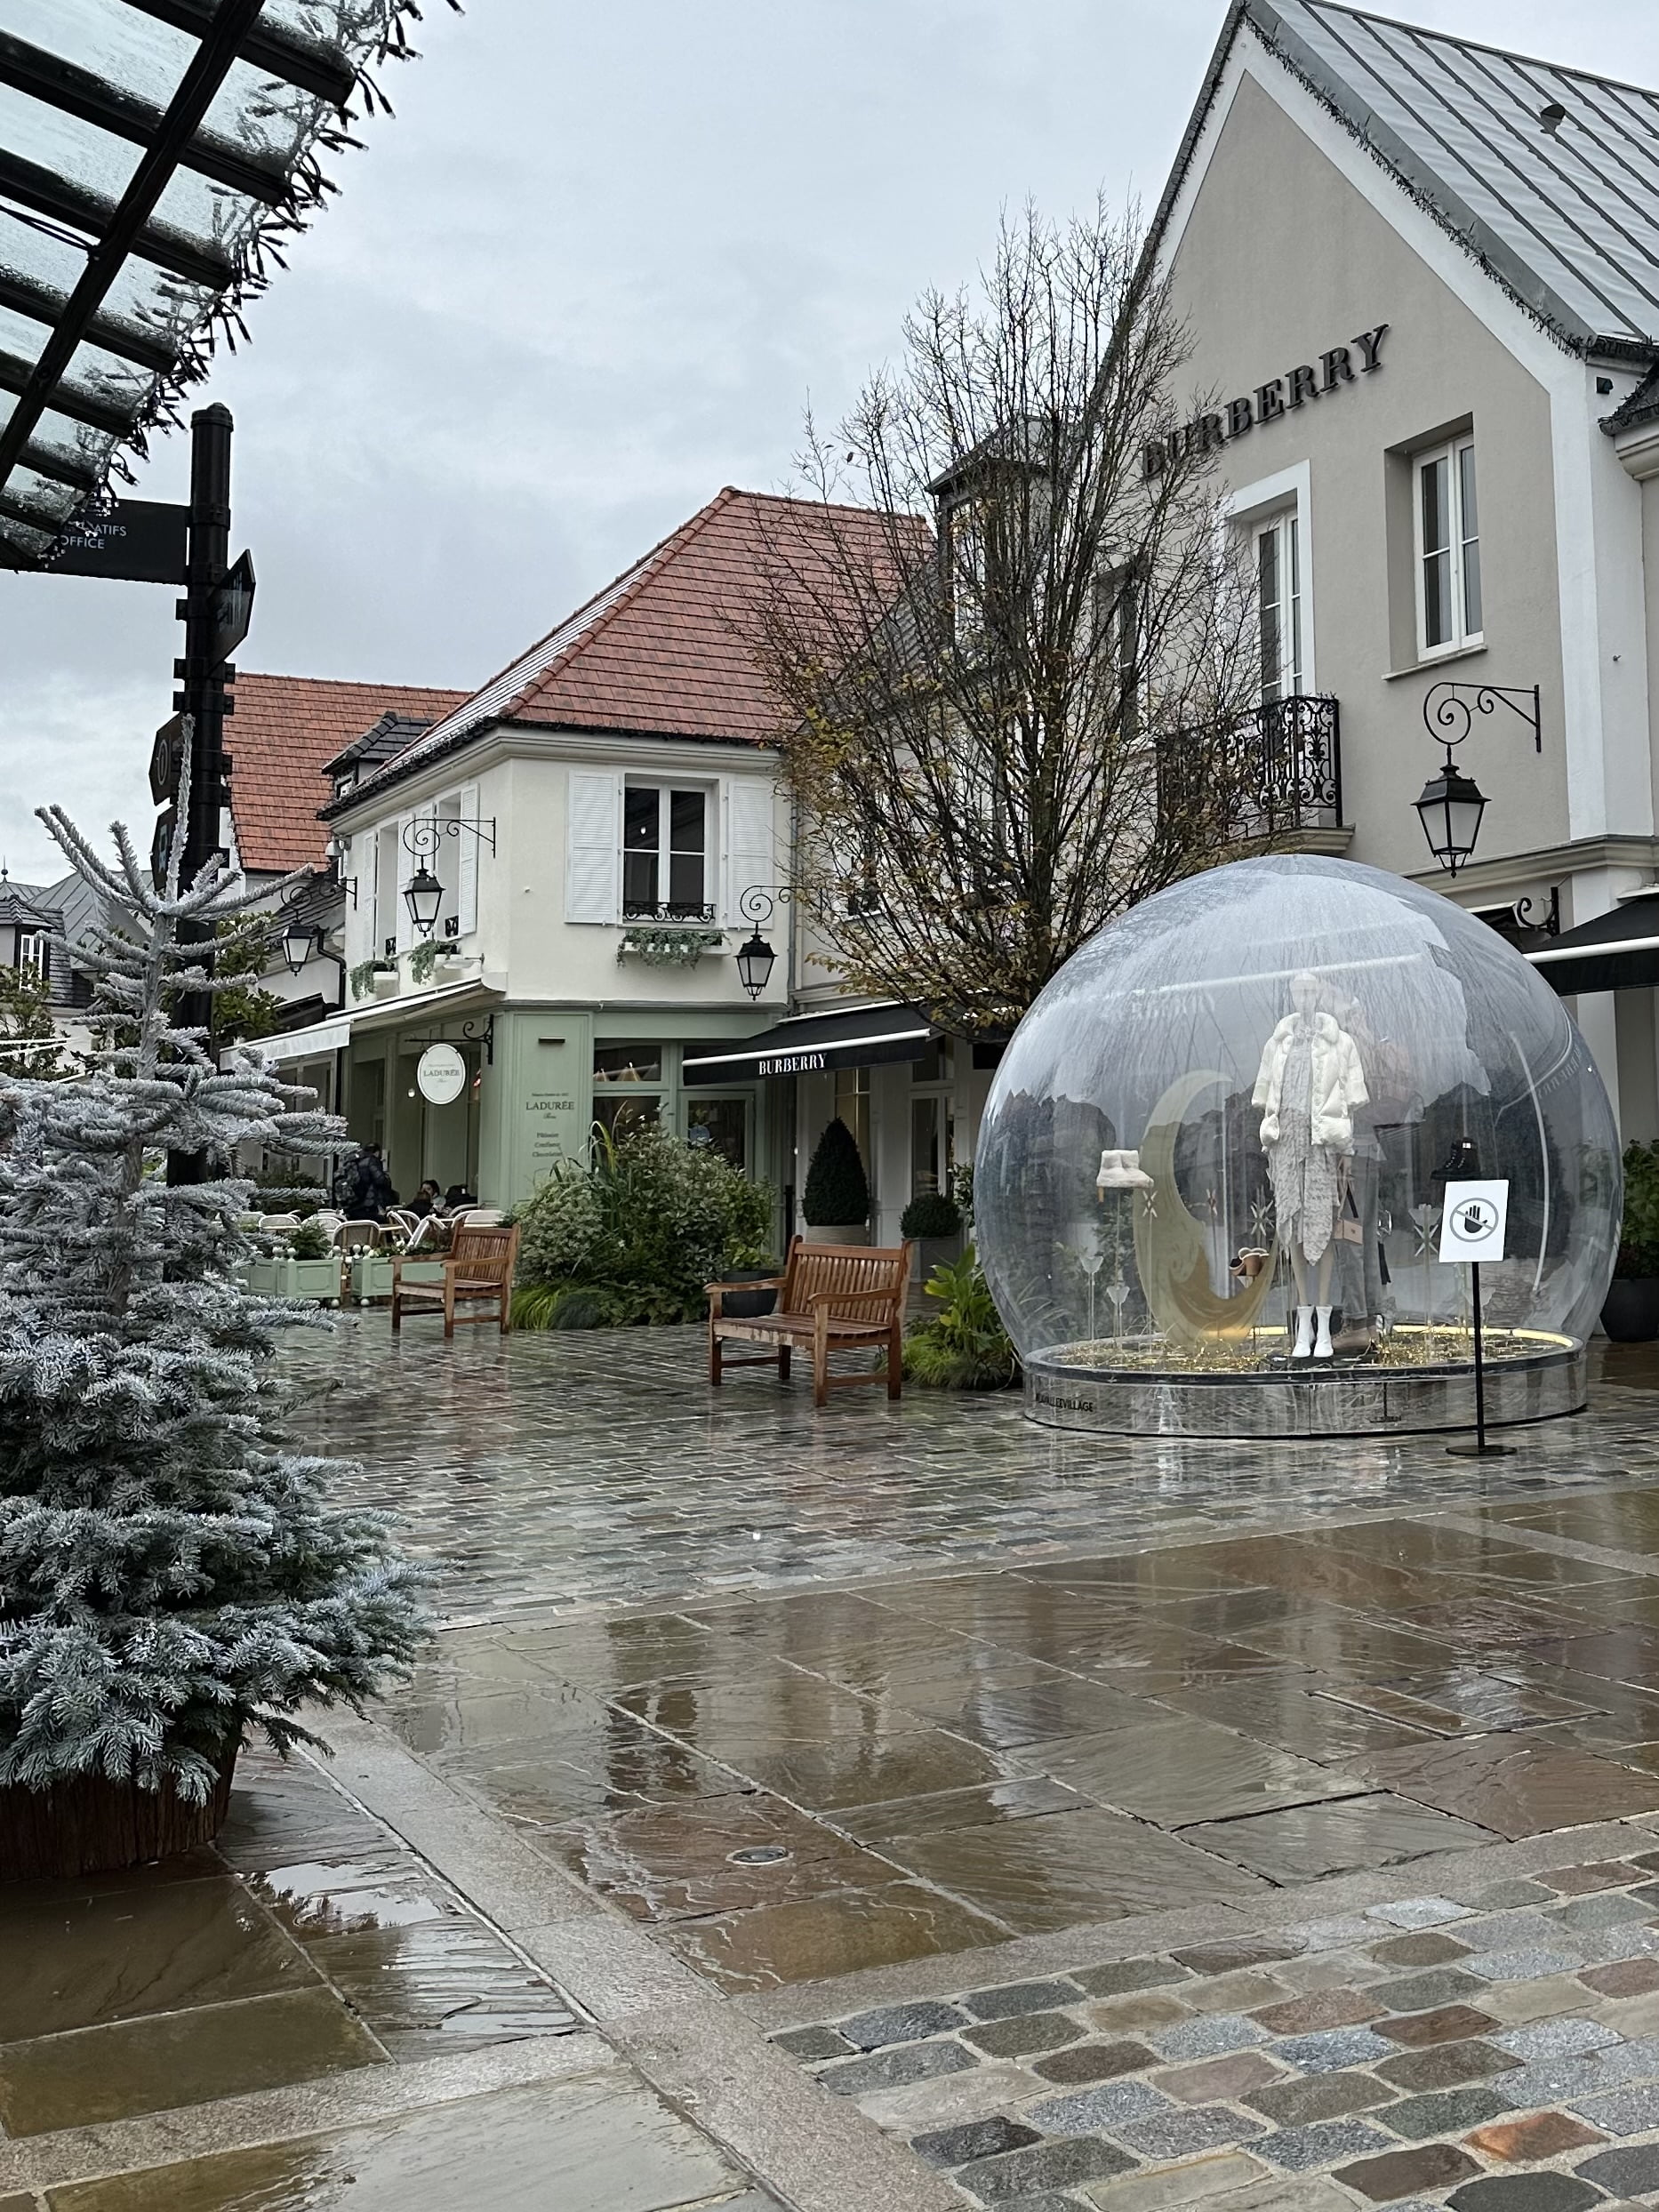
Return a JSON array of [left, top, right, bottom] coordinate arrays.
[[229, 674, 469, 873], [349, 488, 912, 805]]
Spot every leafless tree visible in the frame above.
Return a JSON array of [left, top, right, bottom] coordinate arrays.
[[749, 197, 1270, 1031]]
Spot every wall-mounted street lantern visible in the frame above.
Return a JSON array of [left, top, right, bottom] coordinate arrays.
[[1413, 680, 1542, 877], [734, 885, 800, 1000], [735, 931, 776, 999], [280, 918, 317, 974], [398, 811, 498, 939], [402, 862, 444, 939]]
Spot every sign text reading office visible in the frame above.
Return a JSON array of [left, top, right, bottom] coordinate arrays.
[[1142, 325, 1387, 478]]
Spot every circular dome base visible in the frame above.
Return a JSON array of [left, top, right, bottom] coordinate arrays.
[[1024, 1330, 1585, 1439]]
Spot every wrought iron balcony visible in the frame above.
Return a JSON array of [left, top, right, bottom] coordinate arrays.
[[621, 898, 717, 924], [1159, 693, 1342, 840]]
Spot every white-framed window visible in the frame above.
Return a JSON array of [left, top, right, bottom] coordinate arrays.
[[622, 784, 711, 921], [14, 929, 46, 976], [1254, 511, 1303, 702], [1415, 437, 1481, 657]]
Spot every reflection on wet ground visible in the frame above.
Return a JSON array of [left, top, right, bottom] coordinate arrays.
[[0, 1748, 578, 2139], [38, 2077, 781, 2212], [381, 1491, 1659, 1996], [0, 1751, 782, 2212]]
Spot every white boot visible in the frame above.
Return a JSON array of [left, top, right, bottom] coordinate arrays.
[[1314, 1305, 1334, 1358], [1292, 1305, 1314, 1358]]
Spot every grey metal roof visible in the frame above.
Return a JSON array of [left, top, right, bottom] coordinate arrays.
[[1158, 0, 1659, 356]]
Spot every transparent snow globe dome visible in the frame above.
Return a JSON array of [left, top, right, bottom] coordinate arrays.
[[975, 855, 1620, 1378]]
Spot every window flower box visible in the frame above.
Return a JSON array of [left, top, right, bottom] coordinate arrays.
[[617, 926, 725, 969]]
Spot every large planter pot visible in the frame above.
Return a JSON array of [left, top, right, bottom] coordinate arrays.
[[1602, 1277, 1659, 1342], [289, 1257, 342, 1302], [803, 1222, 869, 1246], [0, 1749, 237, 1881], [718, 1269, 779, 1318], [243, 1256, 285, 1294]]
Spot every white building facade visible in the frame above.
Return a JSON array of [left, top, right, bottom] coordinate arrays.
[[1149, 0, 1659, 1138]]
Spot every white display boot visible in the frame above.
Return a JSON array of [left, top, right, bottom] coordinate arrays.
[[1313, 1305, 1335, 1358], [1291, 1305, 1314, 1358]]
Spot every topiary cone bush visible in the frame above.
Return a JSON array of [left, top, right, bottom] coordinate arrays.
[[803, 1117, 870, 1228], [0, 800, 427, 1880]]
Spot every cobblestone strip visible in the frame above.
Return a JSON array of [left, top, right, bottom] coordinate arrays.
[[767, 1844, 1659, 2208]]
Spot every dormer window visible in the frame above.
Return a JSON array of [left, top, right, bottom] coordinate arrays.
[[12, 929, 47, 982]]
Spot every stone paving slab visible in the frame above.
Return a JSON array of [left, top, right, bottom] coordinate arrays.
[[766, 1839, 1659, 2206]]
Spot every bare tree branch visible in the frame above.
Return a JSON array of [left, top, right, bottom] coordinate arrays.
[[748, 196, 1278, 1030]]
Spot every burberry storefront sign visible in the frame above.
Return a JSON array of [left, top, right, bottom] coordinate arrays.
[[1142, 325, 1388, 477], [758, 1050, 828, 1077]]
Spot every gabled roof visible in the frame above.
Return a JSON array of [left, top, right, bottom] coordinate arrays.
[[229, 674, 469, 874], [1154, 0, 1659, 357], [331, 487, 900, 812], [0, 881, 57, 930]]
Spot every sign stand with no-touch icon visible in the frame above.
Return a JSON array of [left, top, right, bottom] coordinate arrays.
[[1439, 1178, 1513, 1458]]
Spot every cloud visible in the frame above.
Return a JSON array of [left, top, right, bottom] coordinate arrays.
[[2, 0, 1653, 880]]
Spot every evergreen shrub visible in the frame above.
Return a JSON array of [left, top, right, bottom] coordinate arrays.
[[0, 805, 426, 1818], [899, 1190, 961, 1239], [513, 1124, 773, 1327], [803, 1117, 870, 1227]]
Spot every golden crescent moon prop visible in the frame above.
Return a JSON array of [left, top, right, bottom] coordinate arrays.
[[1133, 1069, 1279, 1345]]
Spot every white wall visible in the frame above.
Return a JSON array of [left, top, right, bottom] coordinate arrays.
[[330, 728, 789, 1018]]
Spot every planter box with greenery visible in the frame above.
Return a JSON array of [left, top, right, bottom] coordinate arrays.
[[900, 1189, 964, 1282], [1604, 1140, 1659, 1342], [0, 805, 424, 1880], [803, 1117, 870, 1243]]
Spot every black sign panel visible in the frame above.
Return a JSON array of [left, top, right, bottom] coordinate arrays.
[[148, 715, 183, 806], [150, 805, 176, 891], [49, 501, 189, 584], [211, 549, 256, 662]]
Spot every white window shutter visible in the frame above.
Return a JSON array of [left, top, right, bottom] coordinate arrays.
[[395, 813, 414, 953], [565, 770, 621, 923], [365, 830, 379, 954], [457, 782, 480, 935], [723, 777, 775, 926]]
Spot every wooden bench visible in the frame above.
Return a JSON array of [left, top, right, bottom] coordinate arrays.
[[391, 1223, 519, 1338], [707, 1236, 912, 1407]]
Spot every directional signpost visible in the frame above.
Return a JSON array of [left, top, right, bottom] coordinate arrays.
[[1439, 1176, 1512, 1458]]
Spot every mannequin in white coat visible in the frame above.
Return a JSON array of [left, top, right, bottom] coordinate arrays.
[[1252, 971, 1369, 1359]]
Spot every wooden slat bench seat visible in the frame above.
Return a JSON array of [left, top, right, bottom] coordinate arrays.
[[707, 1236, 912, 1407], [391, 1223, 519, 1338]]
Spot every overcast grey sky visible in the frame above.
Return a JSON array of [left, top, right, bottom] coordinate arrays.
[[3, 0, 1655, 880]]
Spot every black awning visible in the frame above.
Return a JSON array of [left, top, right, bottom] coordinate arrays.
[[1527, 892, 1659, 996], [683, 1003, 939, 1081]]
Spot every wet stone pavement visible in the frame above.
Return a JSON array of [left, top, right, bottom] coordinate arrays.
[[0, 1746, 782, 2211], [19, 1327, 1659, 2208]]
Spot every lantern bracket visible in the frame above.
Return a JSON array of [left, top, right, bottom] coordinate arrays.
[[1423, 681, 1542, 756], [402, 814, 498, 862]]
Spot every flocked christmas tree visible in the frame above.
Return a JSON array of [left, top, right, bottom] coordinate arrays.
[[0, 792, 425, 1859]]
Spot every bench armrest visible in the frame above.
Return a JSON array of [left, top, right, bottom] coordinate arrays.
[[706, 1276, 786, 1293]]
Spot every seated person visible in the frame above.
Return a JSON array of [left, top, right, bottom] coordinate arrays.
[[444, 1183, 478, 1212], [409, 1178, 444, 1219]]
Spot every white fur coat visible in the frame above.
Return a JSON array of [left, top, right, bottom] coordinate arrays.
[[1253, 1013, 1369, 1150]]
